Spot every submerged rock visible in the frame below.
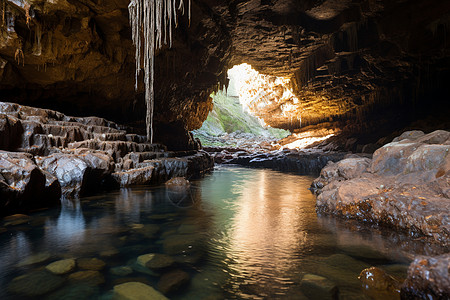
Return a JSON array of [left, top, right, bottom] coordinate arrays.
[[17, 252, 51, 267], [68, 270, 105, 286], [8, 270, 65, 297], [144, 253, 175, 271], [165, 177, 190, 187], [45, 283, 99, 300], [110, 266, 134, 277], [77, 258, 106, 271], [3, 214, 31, 226], [46, 258, 76, 275], [358, 267, 401, 298], [300, 274, 339, 300], [157, 269, 191, 295], [113, 282, 169, 300]]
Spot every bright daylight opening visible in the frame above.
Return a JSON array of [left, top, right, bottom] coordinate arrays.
[[194, 63, 334, 150]]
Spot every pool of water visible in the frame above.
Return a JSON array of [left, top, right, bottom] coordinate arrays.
[[0, 166, 445, 299]]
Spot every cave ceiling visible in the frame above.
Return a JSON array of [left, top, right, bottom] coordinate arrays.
[[0, 0, 449, 137]]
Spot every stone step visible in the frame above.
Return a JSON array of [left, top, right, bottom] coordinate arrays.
[[68, 139, 167, 161], [47, 120, 125, 135]]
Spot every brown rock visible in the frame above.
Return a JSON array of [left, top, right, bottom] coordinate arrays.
[[401, 254, 450, 299], [77, 258, 106, 271], [68, 270, 105, 286], [157, 269, 190, 295], [358, 267, 401, 293]]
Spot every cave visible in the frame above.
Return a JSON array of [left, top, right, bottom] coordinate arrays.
[[0, 0, 449, 299]]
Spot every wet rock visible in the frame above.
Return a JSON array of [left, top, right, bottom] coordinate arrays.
[[130, 257, 160, 276], [311, 156, 371, 192], [0, 151, 60, 214], [359, 267, 401, 296], [110, 266, 134, 277], [17, 252, 51, 267], [137, 254, 159, 267], [112, 277, 152, 286], [145, 254, 175, 271], [401, 254, 450, 299], [339, 245, 389, 262], [77, 257, 106, 271], [112, 166, 154, 187], [68, 270, 105, 286], [314, 130, 450, 246], [323, 254, 370, 273], [157, 269, 191, 295], [113, 282, 169, 300], [211, 148, 346, 174], [46, 258, 76, 275], [8, 270, 65, 297], [36, 151, 114, 198], [100, 248, 120, 258], [166, 177, 190, 187], [45, 283, 99, 300], [3, 213, 31, 226], [300, 274, 339, 300]]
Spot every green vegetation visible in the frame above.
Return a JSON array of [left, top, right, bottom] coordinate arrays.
[[193, 90, 290, 146]]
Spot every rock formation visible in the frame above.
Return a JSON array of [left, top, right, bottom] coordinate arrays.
[[0, 0, 448, 147], [312, 130, 450, 247], [0, 101, 213, 215]]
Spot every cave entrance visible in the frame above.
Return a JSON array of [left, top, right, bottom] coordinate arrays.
[[194, 63, 335, 150], [193, 63, 291, 150]]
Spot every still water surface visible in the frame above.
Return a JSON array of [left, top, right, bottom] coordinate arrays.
[[0, 166, 443, 299]]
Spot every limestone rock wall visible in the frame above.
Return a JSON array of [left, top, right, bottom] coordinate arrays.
[[0, 0, 449, 147]]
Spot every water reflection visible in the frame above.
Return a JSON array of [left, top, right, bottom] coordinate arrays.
[[0, 166, 444, 300], [200, 167, 318, 298], [44, 199, 86, 251]]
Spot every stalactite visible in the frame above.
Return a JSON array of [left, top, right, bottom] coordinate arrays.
[[1, 0, 5, 27], [32, 22, 42, 56], [129, 0, 191, 143]]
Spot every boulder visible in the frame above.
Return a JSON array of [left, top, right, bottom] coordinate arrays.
[[112, 166, 154, 187], [165, 177, 190, 188], [110, 266, 134, 277], [17, 252, 51, 267], [8, 271, 65, 297], [68, 270, 105, 286], [46, 258, 76, 275], [36, 150, 114, 198], [145, 254, 175, 271], [113, 282, 169, 300], [313, 130, 450, 246], [401, 254, 450, 299], [77, 258, 106, 271], [0, 151, 60, 214], [300, 274, 339, 300], [157, 269, 190, 295], [358, 267, 401, 295]]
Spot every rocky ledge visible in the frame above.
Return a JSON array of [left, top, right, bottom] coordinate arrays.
[[312, 130, 449, 246], [0, 102, 214, 216], [206, 146, 348, 175], [312, 129, 450, 298]]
